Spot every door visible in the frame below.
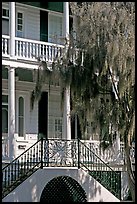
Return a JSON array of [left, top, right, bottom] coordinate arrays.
[[40, 10, 48, 42], [38, 92, 48, 138], [48, 14, 63, 44]]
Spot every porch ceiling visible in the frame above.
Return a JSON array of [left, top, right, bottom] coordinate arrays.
[[2, 67, 34, 82]]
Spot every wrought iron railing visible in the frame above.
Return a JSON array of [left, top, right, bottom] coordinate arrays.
[[2, 139, 42, 198], [78, 140, 121, 200], [2, 138, 121, 199]]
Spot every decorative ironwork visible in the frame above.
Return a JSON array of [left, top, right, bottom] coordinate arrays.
[[43, 139, 78, 167], [79, 140, 121, 199], [3, 138, 129, 200]]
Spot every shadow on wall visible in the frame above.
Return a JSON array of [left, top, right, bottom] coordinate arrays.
[[40, 176, 87, 202]]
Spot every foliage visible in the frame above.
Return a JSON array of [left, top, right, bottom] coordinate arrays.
[[31, 2, 135, 200]]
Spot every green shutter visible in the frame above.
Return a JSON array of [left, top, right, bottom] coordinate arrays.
[[48, 2, 63, 13], [19, 2, 63, 13]]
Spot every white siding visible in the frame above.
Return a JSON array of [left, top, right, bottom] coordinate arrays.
[[16, 4, 40, 40], [25, 8, 40, 40], [2, 3, 40, 41], [48, 93, 63, 138]]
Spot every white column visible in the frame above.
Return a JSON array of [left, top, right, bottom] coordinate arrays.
[[62, 2, 71, 140], [63, 2, 69, 39], [8, 67, 16, 161], [8, 2, 16, 161], [10, 2, 15, 58]]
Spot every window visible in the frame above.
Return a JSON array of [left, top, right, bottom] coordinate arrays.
[[55, 118, 62, 138], [2, 8, 9, 35], [2, 8, 9, 19], [18, 97, 24, 136], [48, 14, 63, 44], [2, 95, 8, 134], [16, 12, 24, 37]]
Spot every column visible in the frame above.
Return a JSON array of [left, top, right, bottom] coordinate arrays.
[[8, 66, 16, 161], [62, 2, 71, 140], [8, 2, 16, 161], [10, 2, 15, 58]]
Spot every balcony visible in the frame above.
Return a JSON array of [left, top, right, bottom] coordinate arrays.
[[2, 35, 67, 64]]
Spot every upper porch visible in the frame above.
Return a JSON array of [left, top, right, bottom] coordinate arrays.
[[2, 35, 76, 69]]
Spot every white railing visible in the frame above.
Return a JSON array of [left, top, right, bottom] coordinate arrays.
[[2, 134, 9, 159], [15, 37, 64, 62], [81, 140, 135, 165], [2, 35, 80, 64], [2, 135, 135, 166], [2, 35, 10, 57]]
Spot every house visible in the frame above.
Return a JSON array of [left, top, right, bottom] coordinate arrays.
[[2, 2, 134, 202], [2, 2, 72, 161]]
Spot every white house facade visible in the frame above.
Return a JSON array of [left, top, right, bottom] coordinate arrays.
[[2, 2, 134, 202]]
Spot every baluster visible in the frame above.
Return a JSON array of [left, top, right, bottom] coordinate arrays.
[[23, 41, 25, 57], [11, 163, 14, 184], [14, 161, 17, 181], [36, 44, 38, 59], [32, 43, 35, 58], [45, 45, 48, 61], [51, 46, 53, 62], [4, 169, 7, 188], [36, 144, 38, 163], [5, 39, 8, 55], [38, 44, 41, 59], [30, 148, 32, 168], [20, 156, 23, 177], [42, 45, 44, 60], [33, 146, 36, 166], [2, 38, 4, 53], [16, 40, 18, 56], [24, 153, 26, 173], [17, 159, 20, 179], [27, 151, 30, 170], [19, 41, 22, 57], [7, 166, 10, 186], [29, 42, 33, 59], [26, 42, 28, 58]]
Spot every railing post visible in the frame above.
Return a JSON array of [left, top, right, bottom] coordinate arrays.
[[78, 138, 80, 169], [40, 137, 43, 169]]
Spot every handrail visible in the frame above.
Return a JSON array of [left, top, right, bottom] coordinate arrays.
[[79, 139, 117, 172], [78, 139, 121, 200], [2, 139, 43, 198], [2, 138, 121, 200], [2, 35, 64, 48], [2, 139, 41, 170]]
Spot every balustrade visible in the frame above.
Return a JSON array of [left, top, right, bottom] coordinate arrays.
[[2, 136, 135, 167], [2, 35, 64, 62]]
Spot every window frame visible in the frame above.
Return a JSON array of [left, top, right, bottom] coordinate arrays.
[[18, 96, 25, 137], [2, 8, 9, 19], [16, 10, 24, 37], [2, 94, 8, 135], [48, 13, 63, 44], [54, 117, 62, 139]]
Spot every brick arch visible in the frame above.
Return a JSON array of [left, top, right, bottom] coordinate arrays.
[[40, 175, 87, 202]]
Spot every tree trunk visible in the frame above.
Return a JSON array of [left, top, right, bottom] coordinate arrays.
[[124, 145, 135, 201], [124, 111, 135, 201]]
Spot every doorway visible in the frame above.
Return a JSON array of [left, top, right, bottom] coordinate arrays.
[[40, 176, 87, 202], [38, 92, 48, 138]]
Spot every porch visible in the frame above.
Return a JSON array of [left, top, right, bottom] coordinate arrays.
[[2, 35, 78, 65], [2, 135, 135, 169]]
